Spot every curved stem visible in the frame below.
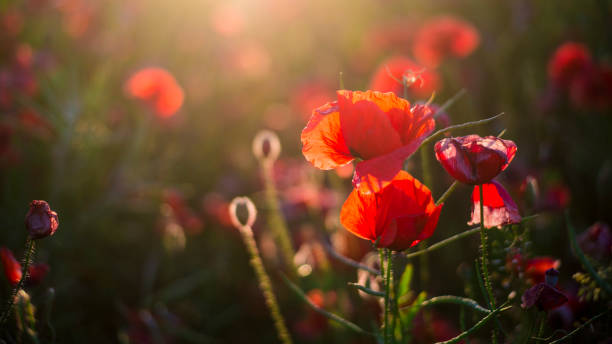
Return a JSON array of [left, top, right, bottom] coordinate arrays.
[[417, 295, 491, 315], [281, 274, 375, 337], [0, 238, 35, 328], [421, 113, 504, 147], [434, 304, 512, 344]]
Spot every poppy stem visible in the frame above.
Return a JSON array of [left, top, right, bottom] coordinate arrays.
[[0, 237, 35, 328], [405, 215, 538, 260], [421, 112, 504, 147], [433, 303, 512, 344], [281, 274, 376, 337], [322, 241, 381, 276], [381, 249, 391, 344], [436, 181, 458, 206], [237, 223, 292, 344], [478, 185, 497, 344], [261, 162, 297, 275]]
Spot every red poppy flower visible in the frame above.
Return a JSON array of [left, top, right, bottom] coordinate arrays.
[[0, 247, 48, 286], [468, 181, 521, 229], [0, 247, 22, 285], [577, 222, 611, 261], [525, 257, 560, 285], [369, 56, 440, 99], [125, 68, 184, 118], [547, 42, 593, 88], [302, 90, 435, 193], [340, 171, 443, 251], [413, 16, 480, 68], [434, 135, 517, 185], [522, 269, 568, 311], [25, 200, 59, 239], [569, 64, 612, 109]]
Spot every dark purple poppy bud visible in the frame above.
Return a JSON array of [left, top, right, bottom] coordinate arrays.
[[545, 268, 559, 286], [25, 200, 59, 239]]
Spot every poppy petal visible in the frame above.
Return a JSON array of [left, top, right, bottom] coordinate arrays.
[[301, 101, 353, 170]]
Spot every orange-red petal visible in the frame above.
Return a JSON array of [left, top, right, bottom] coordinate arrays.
[[301, 101, 353, 170]]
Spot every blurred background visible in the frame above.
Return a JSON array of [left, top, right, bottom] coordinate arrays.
[[0, 0, 611, 342]]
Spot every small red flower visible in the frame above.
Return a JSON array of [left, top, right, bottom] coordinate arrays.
[[525, 257, 561, 285], [125, 67, 184, 118], [302, 90, 435, 193], [413, 16, 480, 68], [340, 171, 443, 251], [568, 64, 612, 109], [547, 42, 592, 88], [468, 181, 521, 229], [434, 135, 517, 185], [25, 200, 59, 239], [0, 247, 22, 285], [522, 269, 568, 311], [577, 222, 611, 261], [369, 56, 440, 99], [0, 247, 48, 286]]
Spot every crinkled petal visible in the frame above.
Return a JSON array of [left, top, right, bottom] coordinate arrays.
[[301, 101, 353, 170], [337, 90, 403, 160]]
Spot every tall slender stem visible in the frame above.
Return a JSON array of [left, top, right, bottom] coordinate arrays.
[[262, 163, 296, 274], [239, 225, 292, 344], [0, 238, 35, 328], [382, 249, 390, 344], [478, 185, 497, 343]]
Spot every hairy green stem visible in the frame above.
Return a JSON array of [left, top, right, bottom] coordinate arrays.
[[436, 181, 458, 206], [383, 249, 391, 344], [239, 226, 292, 344], [347, 282, 385, 297], [434, 304, 512, 344], [421, 113, 504, 147], [0, 238, 35, 328], [417, 295, 491, 315], [548, 309, 609, 343], [281, 274, 375, 336], [478, 185, 497, 344], [323, 242, 380, 276], [262, 164, 296, 274]]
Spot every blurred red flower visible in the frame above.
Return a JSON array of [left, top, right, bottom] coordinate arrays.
[[522, 269, 568, 311], [413, 16, 480, 68], [0, 247, 49, 286], [125, 68, 184, 118], [163, 189, 203, 235], [25, 200, 59, 239], [577, 222, 611, 261], [525, 257, 560, 285], [547, 42, 592, 88], [369, 56, 440, 99], [434, 135, 517, 185], [569, 64, 612, 109], [468, 181, 521, 229], [301, 90, 435, 193], [340, 171, 442, 251], [290, 79, 335, 122], [0, 247, 22, 285]]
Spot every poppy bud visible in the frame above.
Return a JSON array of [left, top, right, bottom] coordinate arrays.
[[229, 196, 257, 229], [434, 135, 517, 185], [25, 200, 58, 239], [545, 268, 559, 286], [252, 130, 281, 165]]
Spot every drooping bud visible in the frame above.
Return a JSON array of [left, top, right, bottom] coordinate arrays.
[[544, 268, 560, 286], [229, 196, 257, 229], [25, 200, 58, 239], [252, 130, 281, 166]]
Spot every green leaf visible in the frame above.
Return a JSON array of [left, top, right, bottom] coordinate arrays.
[[398, 264, 413, 298]]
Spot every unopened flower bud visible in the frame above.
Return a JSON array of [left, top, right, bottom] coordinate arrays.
[[252, 130, 281, 165], [25, 200, 58, 239], [545, 268, 560, 286], [229, 197, 257, 229]]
